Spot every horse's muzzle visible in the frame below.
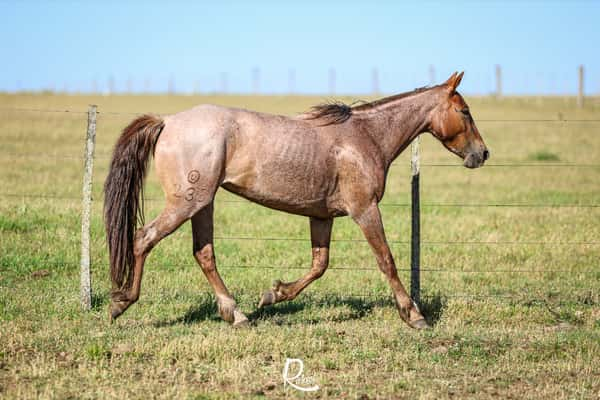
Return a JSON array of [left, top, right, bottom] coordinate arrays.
[[463, 148, 489, 169]]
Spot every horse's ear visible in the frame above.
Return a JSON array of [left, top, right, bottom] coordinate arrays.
[[445, 71, 464, 93]]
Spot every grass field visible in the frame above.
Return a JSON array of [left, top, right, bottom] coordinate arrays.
[[1, 92, 600, 399]]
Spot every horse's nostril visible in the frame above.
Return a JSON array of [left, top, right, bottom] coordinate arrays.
[[483, 150, 490, 161]]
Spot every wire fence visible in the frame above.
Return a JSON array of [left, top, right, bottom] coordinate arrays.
[[16, 259, 600, 274], [4, 151, 600, 169], [1, 106, 599, 305]]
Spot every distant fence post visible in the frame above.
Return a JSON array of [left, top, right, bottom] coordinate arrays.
[[252, 67, 260, 94], [288, 68, 296, 94], [578, 65, 584, 108], [168, 75, 175, 95], [428, 65, 436, 86], [220, 72, 228, 94], [495, 65, 502, 98], [372, 68, 379, 95], [328, 68, 336, 95], [80, 105, 97, 310], [410, 136, 421, 305]]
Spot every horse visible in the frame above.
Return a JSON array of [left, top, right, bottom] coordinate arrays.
[[104, 71, 489, 330]]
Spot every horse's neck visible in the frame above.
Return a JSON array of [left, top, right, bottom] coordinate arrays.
[[358, 92, 437, 167]]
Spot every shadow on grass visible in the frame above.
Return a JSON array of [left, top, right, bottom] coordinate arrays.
[[248, 294, 396, 325], [153, 295, 220, 327], [91, 290, 109, 311], [153, 292, 448, 328], [419, 294, 446, 327]]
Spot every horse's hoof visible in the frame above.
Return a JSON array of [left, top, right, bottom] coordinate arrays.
[[109, 303, 124, 323], [109, 309, 119, 324], [410, 318, 430, 330], [233, 309, 249, 328], [258, 290, 276, 308]]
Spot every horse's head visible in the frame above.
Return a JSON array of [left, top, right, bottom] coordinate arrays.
[[429, 72, 489, 168]]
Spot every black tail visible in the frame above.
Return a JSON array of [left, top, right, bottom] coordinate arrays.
[[104, 115, 164, 291]]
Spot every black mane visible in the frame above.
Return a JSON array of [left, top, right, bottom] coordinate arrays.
[[305, 101, 354, 125], [305, 85, 435, 126]]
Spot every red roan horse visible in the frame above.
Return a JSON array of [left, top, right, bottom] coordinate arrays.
[[104, 72, 488, 329]]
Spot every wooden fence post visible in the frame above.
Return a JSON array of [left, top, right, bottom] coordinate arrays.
[[410, 136, 421, 305], [80, 105, 97, 310]]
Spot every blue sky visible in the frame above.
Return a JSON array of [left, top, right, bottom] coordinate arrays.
[[1, 1, 599, 95]]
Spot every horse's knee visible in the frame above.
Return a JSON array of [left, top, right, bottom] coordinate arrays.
[[194, 244, 216, 272], [311, 248, 329, 278], [133, 226, 157, 257], [312, 264, 328, 279]]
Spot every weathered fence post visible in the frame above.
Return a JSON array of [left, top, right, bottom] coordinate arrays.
[[80, 105, 97, 310], [577, 65, 584, 108], [410, 136, 421, 305]]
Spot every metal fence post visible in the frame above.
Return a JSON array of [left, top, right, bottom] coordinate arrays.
[[410, 136, 421, 305], [80, 105, 97, 310]]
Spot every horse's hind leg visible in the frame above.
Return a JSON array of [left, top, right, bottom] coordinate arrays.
[[192, 202, 249, 327], [258, 217, 333, 307], [110, 204, 190, 321]]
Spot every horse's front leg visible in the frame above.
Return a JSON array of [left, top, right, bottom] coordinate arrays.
[[258, 217, 333, 307], [353, 201, 429, 329]]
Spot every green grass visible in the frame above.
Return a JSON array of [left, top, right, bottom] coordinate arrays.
[[528, 150, 560, 161], [1, 93, 599, 399]]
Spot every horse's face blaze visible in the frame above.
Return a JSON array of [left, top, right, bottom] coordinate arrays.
[[429, 72, 489, 169]]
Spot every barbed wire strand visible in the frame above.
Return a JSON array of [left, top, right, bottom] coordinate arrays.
[[16, 260, 599, 274], [2, 152, 600, 169], [2, 192, 599, 209], [3, 106, 600, 122]]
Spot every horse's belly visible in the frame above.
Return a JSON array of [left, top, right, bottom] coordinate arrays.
[[221, 156, 348, 217], [221, 167, 339, 217], [221, 182, 335, 217], [221, 115, 342, 217]]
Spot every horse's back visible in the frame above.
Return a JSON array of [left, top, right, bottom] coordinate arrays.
[[221, 107, 340, 216], [156, 104, 341, 216]]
